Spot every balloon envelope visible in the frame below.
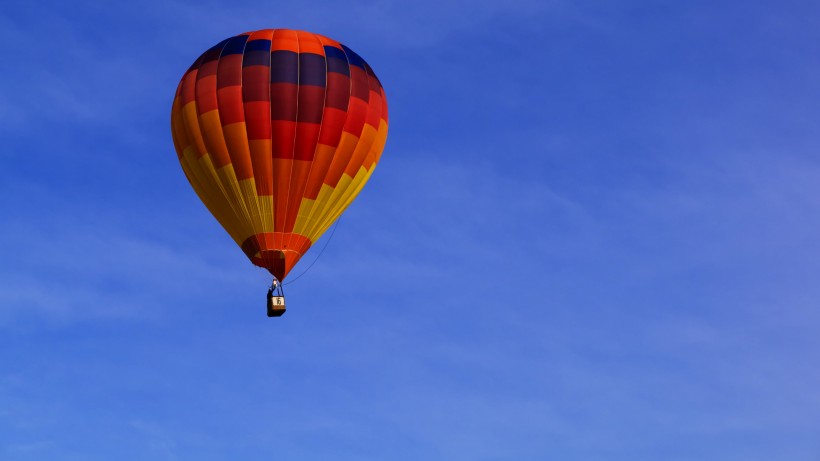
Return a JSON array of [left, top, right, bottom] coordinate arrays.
[[170, 29, 388, 280]]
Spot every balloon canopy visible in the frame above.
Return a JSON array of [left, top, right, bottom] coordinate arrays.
[[170, 29, 388, 281]]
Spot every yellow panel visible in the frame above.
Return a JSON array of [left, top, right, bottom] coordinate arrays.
[[197, 156, 248, 245], [179, 147, 220, 220], [307, 120, 386, 239], [302, 125, 378, 240], [170, 102, 190, 156], [311, 166, 372, 238], [292, 196, 316, 236], [297, 184, 335, 237], [309, 183, 336, 217], [303, 175, 352, 239], [181, 102, 208, 157], [278, 121, 388, 242], [215, 164, 258, 243], [181, 147, 243, 244], [238, 178, 263, 235], [235, 179, 272, 235], [258, 194, 273, 233]]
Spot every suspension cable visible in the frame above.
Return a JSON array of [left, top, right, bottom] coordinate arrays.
[[283, 218, 342, 286]]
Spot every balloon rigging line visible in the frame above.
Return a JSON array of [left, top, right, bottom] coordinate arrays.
[[283, 217, 341, 286]]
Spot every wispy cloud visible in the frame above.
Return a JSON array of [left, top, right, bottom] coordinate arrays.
[[0, 199, 252, 327]]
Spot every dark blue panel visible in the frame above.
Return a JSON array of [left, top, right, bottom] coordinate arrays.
[[270, 50, 298, 83], [341, 45, 366, 69], [187, 55, 204, 73], [243, 50, 270, 67], [299, 53, 326, 87], [201, 38, 230, 62], [326, 56, 349, 77], [364, 62, 383, 89], [245, 39, 272, 53], [221, 35, 248, 56], [324, 45, 347, 61]]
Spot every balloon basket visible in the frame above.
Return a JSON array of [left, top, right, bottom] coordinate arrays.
[[266, 278, 285, 317], [267, 294, 286, 317]]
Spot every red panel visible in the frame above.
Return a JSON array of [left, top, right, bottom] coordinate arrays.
[[294, 122, 321, 161], [216, 42, 253, 181], [318, 108, 347, 147], [297, 85, 325, 124], [325, 73, 350, 110], [342, 98, 368, 138], [181, 70, 198, 105], [269, 82, 298, 121], [271, 120, 296, 159], [349, 66, 370, 101], [381, 87, 389, 123], [195, 75, 219, 113], [217, 86, 244, 125], [241, 232, 313, 280], [216, 54, 243, 88], [365, 89, 382, 128], [242, 66, 269, 102], [197, 59, 218, 78], [345, 87, 382, 177], [244, 101, 270, 140]]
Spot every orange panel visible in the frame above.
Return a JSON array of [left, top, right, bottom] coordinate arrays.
[[248, 139, 272, 195], [296, 30, 325, 54], [283, 159, 312, 232], [272, 29, 299, 52], [272, 158, 293, 230], [304, 144, 336, 200], [198, 110, 232, 168], [324, 133, 359, 187], [222, 122, 253, 180]]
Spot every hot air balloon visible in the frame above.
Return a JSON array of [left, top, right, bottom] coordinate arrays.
[[170, 29, 388, 316]]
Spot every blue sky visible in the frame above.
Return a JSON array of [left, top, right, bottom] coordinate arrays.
[[2, 0, 820, 459]]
